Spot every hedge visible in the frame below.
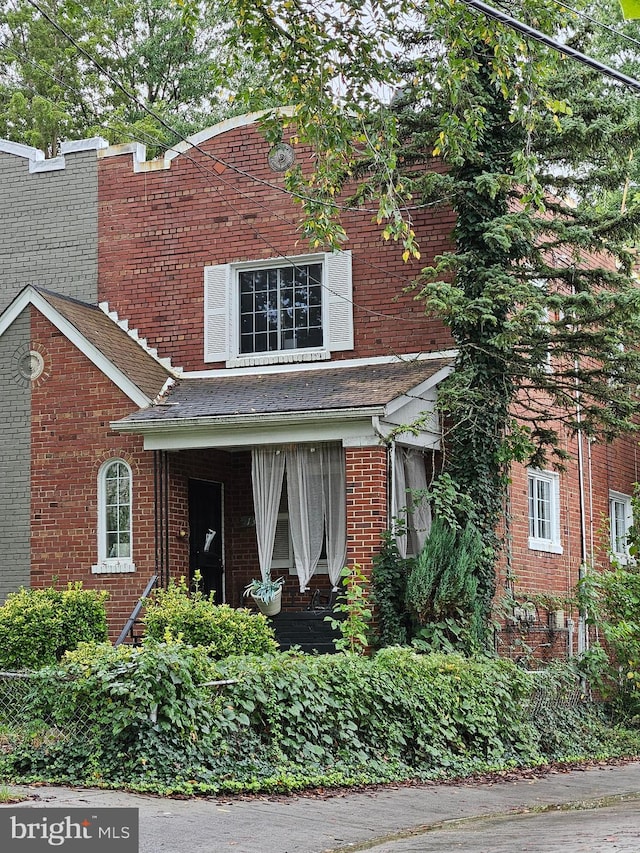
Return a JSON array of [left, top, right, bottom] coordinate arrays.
[[2, 642, 638, 795]]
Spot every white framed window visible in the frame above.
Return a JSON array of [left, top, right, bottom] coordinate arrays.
[[527, 469, 562, 554], [270, 507, 328, 576], [609, 491, 633, 563], [204, 251, 353, 367], [239, 262, 323, 354], [92, 459, 136, 574]]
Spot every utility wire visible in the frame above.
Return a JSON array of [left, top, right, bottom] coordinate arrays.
[[1, 13, 435, 326], [553, 0, 640, 52], [462, 0, 640, 93], [16, 0, 444, 217]]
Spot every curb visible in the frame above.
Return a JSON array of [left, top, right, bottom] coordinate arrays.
[[326, 791, 640, 853]]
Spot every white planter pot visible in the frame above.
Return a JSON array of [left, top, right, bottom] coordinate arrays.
[[251, 587, 282, 616]]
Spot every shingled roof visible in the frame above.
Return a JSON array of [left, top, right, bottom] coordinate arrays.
[[117, 357, 453, 424], [36, 289, 173, 401], [0, 286, 173, 405]]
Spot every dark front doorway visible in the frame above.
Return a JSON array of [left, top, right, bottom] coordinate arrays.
[[188, 479, 224, 603]]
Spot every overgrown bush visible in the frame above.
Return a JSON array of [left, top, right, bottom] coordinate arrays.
[[0, 584, 108, 670], [143, 576, 278, 658], [4, 644, 637, 795], [371, 533, 414, 647], [406, 519, 486, 654], [578, 564, 640, 721]]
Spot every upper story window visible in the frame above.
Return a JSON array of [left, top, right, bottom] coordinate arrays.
[[527, 469, 562, 554], [610, 491, 633, 563], [204, 251, 353, 367], [92, 459, 136, 574], [239, 262, 323, 354]]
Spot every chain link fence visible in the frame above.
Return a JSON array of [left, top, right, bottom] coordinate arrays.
[[526, 670, 585, 717], [0, 666, 585, 743], [0, 670, 94, 748]]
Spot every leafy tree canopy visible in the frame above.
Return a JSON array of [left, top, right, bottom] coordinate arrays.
[[0, 0, 277, 155]]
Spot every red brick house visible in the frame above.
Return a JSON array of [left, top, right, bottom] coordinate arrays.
[[0, 114, 635, 654]]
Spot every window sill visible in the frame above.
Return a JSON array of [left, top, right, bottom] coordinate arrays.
[[528, 538, 563, 555], [227, 350, 330, 368], [287, 564, 329, 577], [92, 560, 136, 574], [610, 552, 634, 566]]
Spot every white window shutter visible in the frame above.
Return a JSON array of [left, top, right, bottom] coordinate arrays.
[[325, 250, 353, 352], [204, 264, 230, 363]]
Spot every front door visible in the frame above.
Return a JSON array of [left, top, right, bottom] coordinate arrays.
[[188, 479, 224, 603]]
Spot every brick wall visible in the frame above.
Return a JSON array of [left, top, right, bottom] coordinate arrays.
[[497, 428, 640, 662], [0, 150, 98, 311], [98, 123, 454, 371], [345, 445, 388, 576], [29, 310, 156, 640]]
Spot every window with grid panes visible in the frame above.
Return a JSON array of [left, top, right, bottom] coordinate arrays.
[[92, 459, 136, 574], [610, 491, 633, 562], [527, 469, 562, 554], [239, 262, 323, 354]]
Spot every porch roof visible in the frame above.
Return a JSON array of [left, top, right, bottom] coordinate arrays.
[[117, 357, 451, 419], [112, 356, 454, 449]]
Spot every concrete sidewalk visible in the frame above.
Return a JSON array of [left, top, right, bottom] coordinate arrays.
[[3, 761, 640, 852]]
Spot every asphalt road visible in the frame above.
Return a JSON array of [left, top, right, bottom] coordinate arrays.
[[349, 797, 640, 853]]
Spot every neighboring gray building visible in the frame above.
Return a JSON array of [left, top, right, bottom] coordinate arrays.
[[0, 137, 105, 600]]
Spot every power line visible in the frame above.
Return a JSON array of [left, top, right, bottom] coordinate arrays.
[[553, 0, 640, 53], [4, 0, 451, 327], [1, 7, 436, 328], [10, 0, 636, 333], [462, 0, 640, 93], [18, 0, 437, 219]]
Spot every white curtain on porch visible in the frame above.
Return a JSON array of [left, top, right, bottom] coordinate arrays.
[[251, 447, 285, 582], [404, 448, 432, 553], [320, 444, 347, 590], [286, 446, 325, 591], [392, 443, 409, 559], [392, 445, 432, 557]]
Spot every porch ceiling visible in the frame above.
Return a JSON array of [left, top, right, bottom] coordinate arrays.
[[112, 356, 454, 450]]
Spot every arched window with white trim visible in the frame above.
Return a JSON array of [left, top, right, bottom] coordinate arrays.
[[92, 459, 136, 574]]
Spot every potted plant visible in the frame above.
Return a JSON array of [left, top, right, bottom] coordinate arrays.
[[243, 576, 285, 616]]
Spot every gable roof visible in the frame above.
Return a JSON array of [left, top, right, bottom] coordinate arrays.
[[0, 286, 173, 406], [113, 356, 454, 449]]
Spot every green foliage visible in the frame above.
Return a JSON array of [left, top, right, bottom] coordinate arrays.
[[0, 584, 108, 670], [577, 564, 640, 720], [526, 662, 632, 759], [143, 576, 278, 659], [406, 520, 486, 655], [0, 0, 277, 155], [5, 646, 637, 794], [12, 639, 220, 784], [325, 565, 372, 655], [371, 533, 414, 647]]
